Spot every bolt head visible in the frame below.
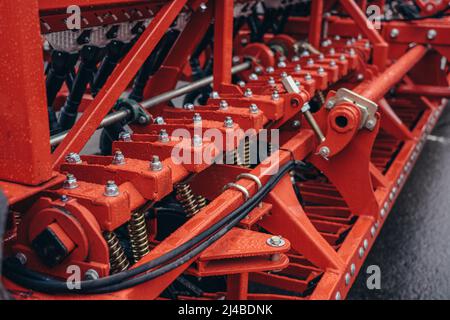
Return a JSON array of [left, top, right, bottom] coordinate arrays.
[[266, 66, 275, 73], [249, 73, 258, 81], [210, 91, 220, 99], [237, 81, 246, 88], [104, 180, 119, 197], [358, 247, 364, 258], [84, 269, 99, 280], [427, 29, 437, 40], [63, 173, 78, 190], [271, 90, 280, 101], [193, 113, 202, 123], [154, 116, 165, 125], [199, 2, 207, 12], [244, 88, 253, 97], [219, 100, 229, 110], [183, 103, 194, 110], [158, 129, 169, 143], [138, 116, 148, 124], [249, 104, 259, 114], [319, 146, 330, 158], [15, 252, 27, 265], [192, 134, 203, 147], [335, 291, 341, 300], [224, 116, 234, 128], [65, 152, 82, 164], [112, 150, 126, 165], [118, 131, 132, 142], [150, 155, 163, 172], [366, 119, 376, 130], [345, 273, 351, 285], [291, 120, 301, 128], [267, 235, 285, 247], [350, 263, 356, 275]]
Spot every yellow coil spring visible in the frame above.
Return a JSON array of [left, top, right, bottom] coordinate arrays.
[[196, 195, 208, 210], [128, 211, 150, 263], [176, 183, 200, 217], [103, 231, 130, 274], [242, 137, 251, 168], [317, 90, 326, 105]]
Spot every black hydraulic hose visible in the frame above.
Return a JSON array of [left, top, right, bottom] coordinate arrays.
[[45, 51, 79, 133], [129, 30, 180, 102], [3, 161, 299, 294], [91, 40, 126, 97], [58, 45, 101, 131]]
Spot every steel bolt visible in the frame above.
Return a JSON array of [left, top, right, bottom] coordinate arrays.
[[318, 146, 330, 158], [249, 104, 259, 114], [84, 269, 99, 280], [339, 54, 346, 61], [427, 29, 437, 40], [112, 150, 126, 165], [65, 152, 82, 164], [254, 66, 263, 74], [119, 131, 132, 142], [210, 91, 220, 99], [267, 77, 276, 85], [199, 2, 207, 12], [219, 100, 229, 110], [335, 291, 341, 300], [358, 247, 364, 258], [150, 155, 163, 172], [307, 58, 314, 66], [61, 194, 69, 202], [183, 103, 194, 110], [104, 180, 119, 197], [277, 61, 287, 68], [271, 90, 280, 101], [138, 115, 148, 124], [305, 73, 313, 81], [370, 226, 376, 237], [192, 134, 202, 147], [237, 81, 246, 88], [294, 64, 301, 73], [244, 88, 253, 97], [366, 119, 376, 130], [266, 66, 275, 73], [350, 263, 356, 276], [345, 273, 351, 285], [193, 113, 202, 124], [291, 120, 301, 128], [15, 252, 27, 265], [154, 116, 165, 125], [266, 235, 285, 247], [224, 116, 234, 128], [63, 173, 78, 190], [249, 73, 258, 81], [292, 55, 300, 62], [158, 129, 169, 143], [318, 67, 325, 74], [363, 239, 369, 250], [329, 60, 337, 67]]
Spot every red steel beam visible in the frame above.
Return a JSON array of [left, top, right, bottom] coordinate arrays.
[[51, 0, 187, 167], [339, 0, 389, 69], [397, 84, 450, 98], [308, 0, 324, 49], [213, 0, 234, 89], [38, 0, 148, 11], [0, 0, 53, 185], [355, 45, 428, 102]]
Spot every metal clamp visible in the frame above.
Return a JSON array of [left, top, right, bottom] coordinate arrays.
[[236, 173, 262, 190], [325, 88, 378, 131], [222, 183, 250, 201]]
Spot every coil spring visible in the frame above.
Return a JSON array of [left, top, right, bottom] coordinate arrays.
[[196, 195, 208, 210], [128, 211, 150, 263], [103, 231, 130, 274], [176, 183, 200, 217], [242, 137, 251, 168], [317, 90, 326, 105]]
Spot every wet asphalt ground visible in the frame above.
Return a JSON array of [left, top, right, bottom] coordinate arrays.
[[348, 104, 450, 300]]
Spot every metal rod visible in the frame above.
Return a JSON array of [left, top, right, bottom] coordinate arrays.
[[355, 45, 428, 102], [50, 61, 251, 147]]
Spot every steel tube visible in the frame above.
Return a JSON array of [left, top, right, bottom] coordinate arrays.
[[355, 45, 428, 102], [50, 61, 251, 147]]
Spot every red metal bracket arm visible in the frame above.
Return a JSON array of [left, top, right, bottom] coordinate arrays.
[[339, 0, 389, 70], [52, 0, 188, 168], [259, 175, 344, 271]]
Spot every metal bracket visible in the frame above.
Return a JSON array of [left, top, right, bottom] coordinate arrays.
[[115, 98, 150, 125], [326, 88, 378, 131]]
